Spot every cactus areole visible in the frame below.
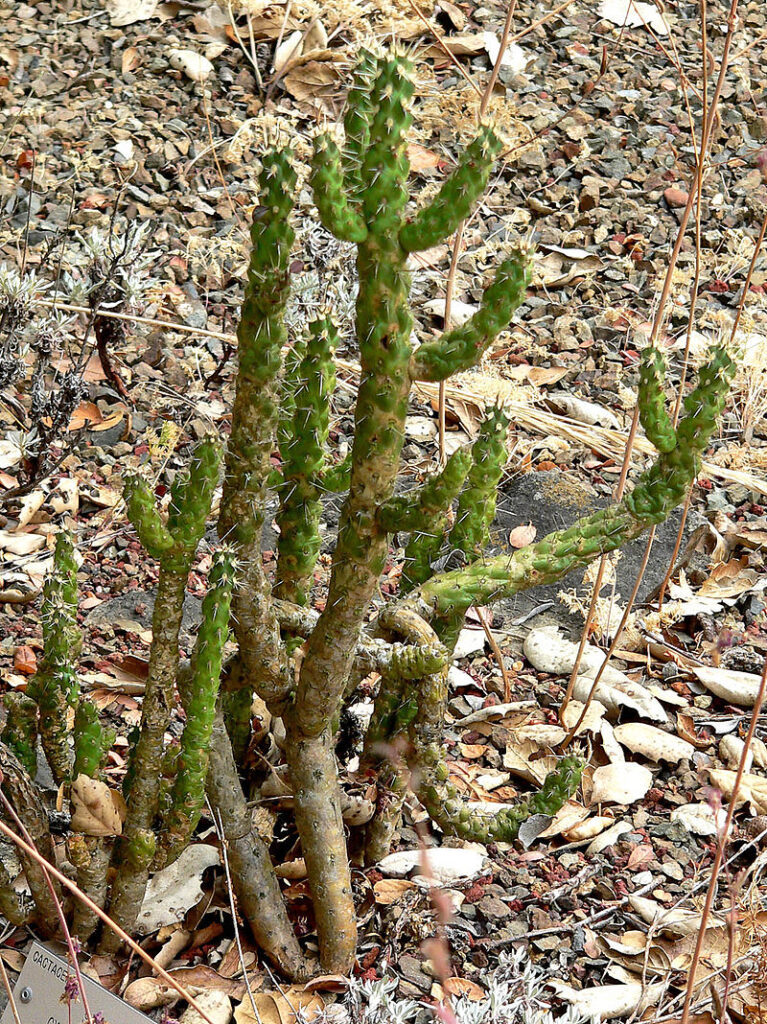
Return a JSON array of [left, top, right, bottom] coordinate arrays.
[[0, 50, 740, 981]]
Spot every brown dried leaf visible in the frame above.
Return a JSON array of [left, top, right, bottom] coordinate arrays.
[[443, 977, 485, 1001], [234, 986, 325, 1024], [373, 878, 418, 905], [283, 61, 340, 101], [70, 775, 123, 837]]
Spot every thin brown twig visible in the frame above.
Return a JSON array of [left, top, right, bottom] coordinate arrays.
[[0, 956, 21, 1024], [0, 790, 94, 1024], [560, 527, 655, 747], [560, 0, 740, 724], [476, 607, 513, 701], [403, 0, 481, 98], [0, 819, 218, 1024], [679, 656, 767, 1024]]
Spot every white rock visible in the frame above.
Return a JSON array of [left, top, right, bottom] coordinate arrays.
[[405, 415, 438, 441], [377, 847, 488, 885], [168, 48, 214, 82], [671, 802, 726, 837], [453, 628, 486, 660]]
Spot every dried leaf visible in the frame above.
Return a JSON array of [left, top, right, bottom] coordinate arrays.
[[692, 665, 763, 707], [550, 979, 665, 1020], [508, 522, 537, 548], [234, 986, 325, 1024], [708, 768, 767, 815], [407, 143, 442, 172], [70, 775, 123, 837], [373, 878, 418, 905], [613, 723, 694, 763], [124, 976, 177, 1011], [180, 989, 233, 1024], [597, 0, 669, 35], [135, 845, 220, 935], [0, 531, 46, 555], [272, 30, 303, 73], [443, 977, 485, 1001], [283, 61, 339, 101], [589, 763, 653, 806], [106, 0, 160, 27], [13, 645, 37, 675]]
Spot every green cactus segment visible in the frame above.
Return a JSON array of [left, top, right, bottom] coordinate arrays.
[[223, 686, 253, 764], [419, 752, 583, 843], [126, 829, 156, 871], [399, 124, 503, 253], [378, 447, 473, 533], [123, 475, 174, 558], [26, 533, 82, 785], [2, 693, 38, 777], [342, 48, 380, 198], [220, 147, 296, 552], [417, 343, 738, 618], [165, 438, 222, 558], [321, 452, 353, 493], [450, 406, 510, 557], [626, 340, 738, 521], [677, 341, 737, 445], [387, 641, 448, 681], [410, 249, 533, 382], [638, 348, 676, 453], [73, 701, 114, 780], [275, 316, 339, 605], [157, 549, 234, 868], [401, 525, 447, 595], [311, 135, 368, 243]]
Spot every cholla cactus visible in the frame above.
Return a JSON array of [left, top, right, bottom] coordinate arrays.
[[0, 49, 742, 983]]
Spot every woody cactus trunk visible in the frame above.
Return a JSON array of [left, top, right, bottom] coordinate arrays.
[[0, 51, 739, 979]]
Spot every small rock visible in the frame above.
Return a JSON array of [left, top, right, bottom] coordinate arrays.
[[664, 187, 689, 208], [377, 847, 488, 885], [477, 895, 512, 921], [398, 954, 432, 994]]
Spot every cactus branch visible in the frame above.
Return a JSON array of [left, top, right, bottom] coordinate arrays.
[[155, 549, 234, 869], [206, 702, 307, 979], [377, 446, 472, 533], [399, 125, 503, 253], [275, 315, 339, 605], [409, 249, 533, 381], [638, 347, 677, 453], [218, 148, 296, 713], [1, 693, 38, 777], [413, 341, 738, 619], [311, 136, 368, 243]]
